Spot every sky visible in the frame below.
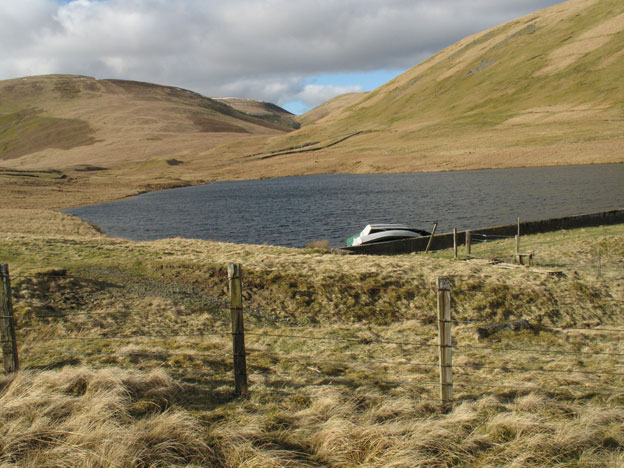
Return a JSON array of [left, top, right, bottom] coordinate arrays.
[[0, 0, 564, 114]]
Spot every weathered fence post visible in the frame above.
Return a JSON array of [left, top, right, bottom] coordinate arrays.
[[596, 247, 602, 279], [228, 263, 248, 398], [453, 228, 458, 259], [437, 276, 453, 409], [0, 264, 19, 373], [425, 222, 438, 254], [515, 217, 522, 263], [465, 231, 471, 256]]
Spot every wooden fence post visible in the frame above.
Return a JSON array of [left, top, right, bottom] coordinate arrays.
[[0, 264, 19, 373], [425, 222, 438, 254], [465, 231, 471, 256], [453, 228, 458, 259], [228, 263, 248, 398], [437, 276, 453, 409], [596, 247, 601, 279]]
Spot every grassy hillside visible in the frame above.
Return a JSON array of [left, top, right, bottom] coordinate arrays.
[[216, 97, 300, 131], [0, 75, 302, 207], [297, 91, 368, 126], [252, 0, 624, 173], [1, 208, 623, 467], [0, 75, 295, 166]]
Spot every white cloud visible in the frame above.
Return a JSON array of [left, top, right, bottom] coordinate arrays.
[[295, 84, 363, 109], [0, 0, 562, 109]]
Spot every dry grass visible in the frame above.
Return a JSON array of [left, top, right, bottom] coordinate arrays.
[[2, 367, 622, 467], [0, 367, 219, 467], [0, 208, 623, 466]]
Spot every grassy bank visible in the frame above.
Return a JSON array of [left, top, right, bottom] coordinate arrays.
[[0, 208, 623, 467]]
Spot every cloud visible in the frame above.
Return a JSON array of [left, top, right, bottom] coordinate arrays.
[[0, 0, 562, 109], [295, 84, 364, 109]]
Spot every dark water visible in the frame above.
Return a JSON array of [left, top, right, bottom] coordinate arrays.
[[66, 164, 624, 248]]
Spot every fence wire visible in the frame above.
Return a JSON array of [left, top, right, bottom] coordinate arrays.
[[3, 255, 624, 411]]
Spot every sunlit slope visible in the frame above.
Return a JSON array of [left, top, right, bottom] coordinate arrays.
[[259, 0, 624, 171], [0, 75, 291, 169], [216, 97, 300, 131], [297, 92, 368, 126]]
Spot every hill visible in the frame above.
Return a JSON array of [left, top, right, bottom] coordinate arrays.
[[296, 91, 368, 126], [0, 75, 292, 169], [215, 97, 300, 130], [252, 0, 624, 173], [0, 75, 301, 207]]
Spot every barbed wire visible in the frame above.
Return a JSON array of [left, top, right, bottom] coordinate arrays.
[[8, 326, 623, 359], [454, 380, 622, 396], [9, 331, 229, 345], [450, 320, 624, 332], [452, 362, 624, 377], [241, 306, 409, 328], [20, 342, 624, 378], [7, 306, 226, 320], [245, 350, 438, 370], [248, 370, 442, 389], [541, 325, 624, 333], [455, 343, 624, 357], [190, 304, 230, 313], [243, 331, 440, 349]]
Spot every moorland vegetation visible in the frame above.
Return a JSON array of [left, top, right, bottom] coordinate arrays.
[[0, 0, 623, 466]]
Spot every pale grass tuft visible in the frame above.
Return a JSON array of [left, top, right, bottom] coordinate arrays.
[[311, 416, 395, 465], [486, 412, 548, 443], [0, 367, 217, 468], [294, 387, 355, 425], [127, 410, 216, 467], [117, 344, 171, 361]]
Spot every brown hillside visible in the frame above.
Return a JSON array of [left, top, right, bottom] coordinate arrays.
[[0, 75, 290, 170], [248, 0, 624, 174], [216, 97, 300, 130]]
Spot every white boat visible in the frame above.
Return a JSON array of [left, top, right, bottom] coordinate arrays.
[[347, 224, 431, 247]]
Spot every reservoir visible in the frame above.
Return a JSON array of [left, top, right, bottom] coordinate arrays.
[[66, 164, 624, 248]]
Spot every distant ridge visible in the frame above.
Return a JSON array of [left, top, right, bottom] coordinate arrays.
[[0, 75, 294, 168], [215, 97, 300, 130]]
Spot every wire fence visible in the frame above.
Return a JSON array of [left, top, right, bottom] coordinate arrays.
[[446, 230, 623, 274], [1, 261, 623, 411]]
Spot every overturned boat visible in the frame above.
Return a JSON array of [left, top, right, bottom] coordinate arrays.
[[346, 224, 431, 247]]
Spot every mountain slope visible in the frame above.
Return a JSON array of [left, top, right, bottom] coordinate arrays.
[[0, 75, 292, 169], [216, 98, 300, 131], [256, 0, 623, 172], [297, 92, 368, 126]]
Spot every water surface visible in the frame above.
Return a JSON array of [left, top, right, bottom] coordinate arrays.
[[67, 164, 624, 248]]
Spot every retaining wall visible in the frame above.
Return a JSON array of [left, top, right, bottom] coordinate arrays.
[[343, 209, 624, 255]]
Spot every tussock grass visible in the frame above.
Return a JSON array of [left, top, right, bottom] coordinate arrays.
[[0, 367, 219, 468], [1, 209, 623, 466]]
